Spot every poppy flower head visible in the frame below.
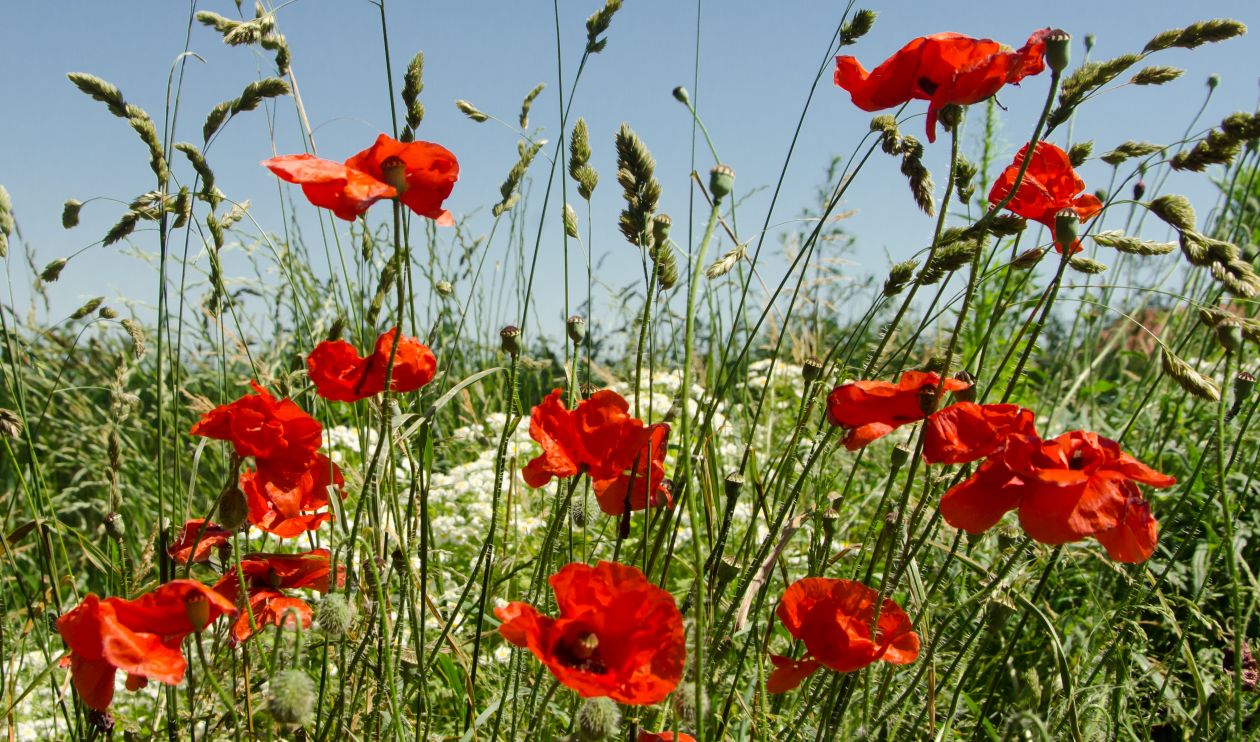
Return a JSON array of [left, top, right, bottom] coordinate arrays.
[[242, 453, 344, 538], [495, 561, 685, 705], [213, 549, 336, 644], [835, 29, 1051, 142], [988, 141, 1103, 253], [189, 382, 322, 482], [307, 327, 437, 402], [263, 154, 397, 221], [593, 422, 673, 515], [522, 389, 651, 489], [167, 519, 232, 564], [924, 402, 1038, 464], [826, 370, 970, 450], [638, 733, 697, 742], [767, 577, 918, 693], [344, 134, 459, 225]]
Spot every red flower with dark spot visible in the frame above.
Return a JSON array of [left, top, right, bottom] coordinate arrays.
[[495, 561, 685, 705], [522, 389, 652, 489], [835, 30, 1051, 143], [924, 401, 1037, 465], [766, 577, 919, 694], [190, 381, 322, 483], [940, 430, 1175, 562], [307, 327, 437, 402], [167, 519, 232, 564], [56, 580, 235, 711], [264, 133, 458, 223], [593, 422, 672, 516], [988, 141, 1103, 253], [241, 453, 344, 538], [212, 549, 337, 644], [826, 370, 970, 450]]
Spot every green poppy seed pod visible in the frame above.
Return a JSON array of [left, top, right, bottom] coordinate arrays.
[[672, 86, 690, 105], [435, 279, 454, 297], [716, 555, 739, 581], [1045, 29, 1071, 73], [575, 696, 621, 741], [890, 444, 911, 469], [567, 315, 587, 343], [570, 498, 588, 529], [820, 508, 840, 539], [1054, 208, 1080, 252], [267, 669, 316, 727], [1011, 246, 1046, 270], [104, 511, 125, 541], [378, 156, 409, 196], [917, 385, 941, 417], [1217, 319, 1244, 354], [185, 594, 211, 632], [217, 485, 249, 531], [709, 164, 735, 201], [937, 104, 964, 132], [723, 472, 744, 501], [997, 523, 1021, 552], [652, 213, 672, 245], [1093, 188, 1108, 203], [953, 371, 977, 402], [499, 325, 521, 356], [802, 356, 824, 384], [580, 382, 598, 400], [317, 593, 355, 639], [1233, 371, 1255, 415], [1208, 74, 1221, 90], [1084, 34, 1096, 53]]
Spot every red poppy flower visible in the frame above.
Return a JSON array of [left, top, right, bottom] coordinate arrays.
[[241, 453, 344, 538], [57, 580, 235, 711], [495, 561, 685, 705], [988, 141, 1103, 253], [190, 381, 322, 483], [924, 402, 1037, 465], [167, 519, 232, 564], [522, 389, 652, 489], [940, 430, 1175, 562], [592, 422, 672, 515], [767, 577, 919, 694], [307, 327, 438, 402], [826, 370, 970, 450], [264, 133, 458, 224], [835, 30, 1051, 143], [638, 733, 696, 742], [212, 549, 336, 644]]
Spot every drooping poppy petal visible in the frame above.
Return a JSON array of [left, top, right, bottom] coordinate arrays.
[[924, 402, 1037, 464], [263, 154, 397, 221], [592, 422, 672, 515], [1094, 495, 1159, 563], [768, 577, 918, 694], [495, 561, 685, 705], [835, 30, 1051, 142], [827, 370, 970, 449], [167, 519, 232, 564], [522, 388, 585, 488], [766, 654, 823, 694], [988, 141, 1104, 252], [938, 456, 1028, 534], [228, 590, 314, 645], [344, 134, 460, 223], [307, 327, 437, 402]]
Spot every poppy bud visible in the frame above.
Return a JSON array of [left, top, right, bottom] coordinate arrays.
[[185, 595, 211, 632], [937, 104, 964, 132], [1217, 318, 1244, 354], [1045, 29, 1071, 73], [802, 356, 824, 384], [1208, 74, 1221, 90], [575, 696, 621, 741], [1133, 179, 1146, 201], [709, 164, 735, 201], [1011, 246, 1046, 269], [723, 472, 744, 502], [217, 540, 233, 563], [267, 669, 316, 727], [104, 511, 126, 541], [317, 593, 356, 639], [652, 213, 672, 245], [499, 325, 521, 356], [953, 371, 977, 402], [672, 86, 690, 105], [217, 485, 249, 531], [570, 498, 588, 528], [890, 444, 911, 469], [567, 315, 586, 343], [671, 681, 710, 725], [1054, 208, 1080, 252], [1094, 188, 1108, 203], [435, 279, 454, 297]]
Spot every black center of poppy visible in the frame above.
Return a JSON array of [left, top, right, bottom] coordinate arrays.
[[918, 77, 939, 95], [1069, 448, 1086, 470], [556, 631, 608, 675]]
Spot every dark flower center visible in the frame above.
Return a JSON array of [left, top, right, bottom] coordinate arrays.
[[556, 630, 607, 675], [918, 77, 939, 95], [1068, 448, 1086, 470]]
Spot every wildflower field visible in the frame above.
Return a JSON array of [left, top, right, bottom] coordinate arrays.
[[3, 1, 1260, 739]]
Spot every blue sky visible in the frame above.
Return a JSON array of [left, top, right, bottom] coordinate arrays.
[[1, 1, 1257, 343]]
